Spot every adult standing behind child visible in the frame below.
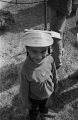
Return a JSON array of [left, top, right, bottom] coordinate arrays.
[[47, 0, 73, 69], [20, 30, 58, 120]]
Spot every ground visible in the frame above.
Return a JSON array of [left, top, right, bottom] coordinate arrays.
[[0, 0, 78, 120]]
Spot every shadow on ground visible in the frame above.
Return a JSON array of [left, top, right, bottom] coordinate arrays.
[[47, 69, 78, 112]]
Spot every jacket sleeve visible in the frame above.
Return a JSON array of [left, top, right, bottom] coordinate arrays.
[[20, 72, 31, 109]]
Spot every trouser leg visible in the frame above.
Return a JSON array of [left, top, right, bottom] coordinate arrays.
[[52, 38, 63, 69], [39, 99, 48, 120], [48, 7, 66, 32], [39, 99, 48, 114], [29, 98, 48, 120], [48, 7, 66, 69], [48, 7, 58, 31], [29, 98, 39, 120]]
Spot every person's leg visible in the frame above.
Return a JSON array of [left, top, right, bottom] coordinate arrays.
[[39, 99, 48, 120], [56, 12, 66, 69], [29, 98, 39, 120], [52, 38, 63, 69], [48, 7, 66, 69], [48, 7, 66, 31], [57, 12, 66, 33], [48, 7, 58, 31]]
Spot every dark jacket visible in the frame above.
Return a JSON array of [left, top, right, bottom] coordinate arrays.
[[47, 0, 73, 16]]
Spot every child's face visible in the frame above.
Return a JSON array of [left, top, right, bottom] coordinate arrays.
[[26, 47, 48, 63]]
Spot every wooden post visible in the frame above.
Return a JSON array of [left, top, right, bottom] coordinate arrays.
[[44, 0, 47, 30]]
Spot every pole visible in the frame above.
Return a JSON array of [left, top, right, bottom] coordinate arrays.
[[44, 0, 47, 30]]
